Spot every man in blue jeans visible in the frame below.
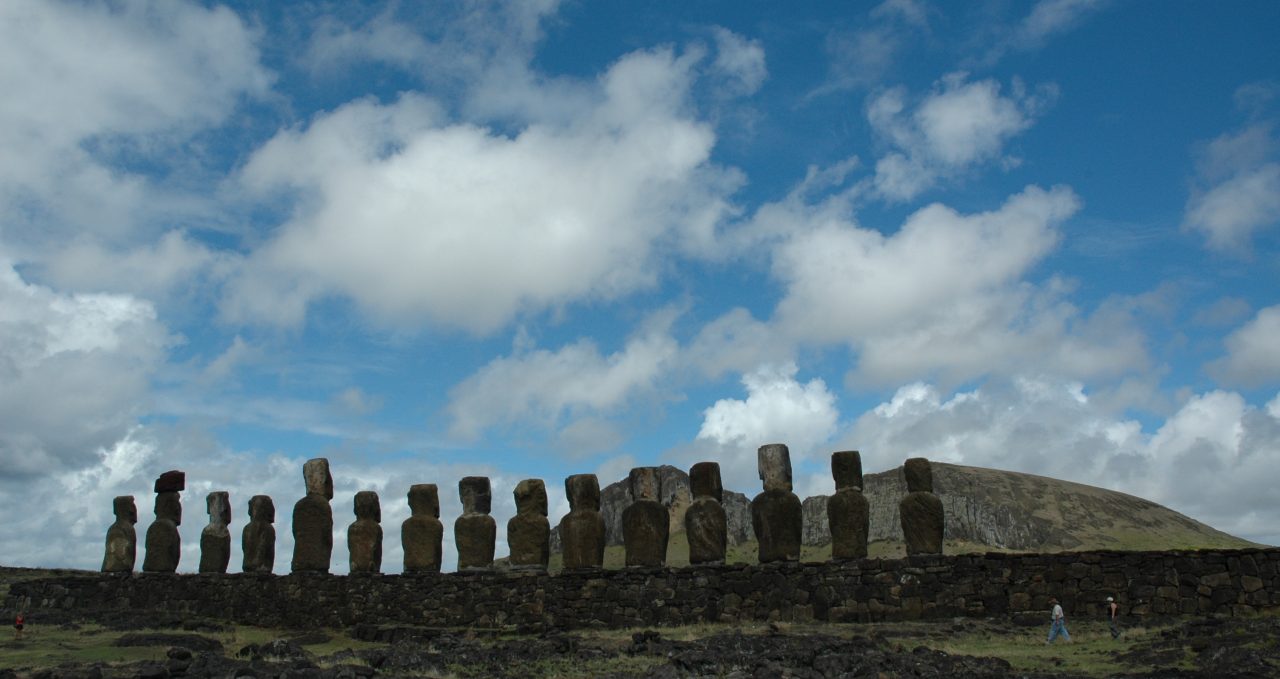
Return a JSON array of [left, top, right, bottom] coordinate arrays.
[[1046, 597, 1070, 644]]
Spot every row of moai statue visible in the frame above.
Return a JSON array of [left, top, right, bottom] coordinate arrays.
[[102, 447, 945, 574]]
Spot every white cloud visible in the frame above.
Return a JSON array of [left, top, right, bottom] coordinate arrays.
[[227, 46, 738, 332], [845, 378, 1280, 545], [35, 230, 230, 300], [0, 260, 172, 475], [1184, 122, 1280, 252], [684, 308, 795, 380], [693, 362, 839, 492], [447, 314, 679, 440], [1208, 305, 1280, 387], [868, 74, 1053, 200], [979, 0, 1109, 65], [710, 27, 767, 97], [812, 0, 930, 96], [0, 0, 270, 243]]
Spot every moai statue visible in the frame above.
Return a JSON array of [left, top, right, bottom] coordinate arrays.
[[348, 491, 383, 574], [684, 462, 727, 565], [558, 474, 605, 570], [506, 479, 550, 571], [828, 451, 870, 560], [143, 470, 185, 573], [750, 444, 802, 563], [455, 477, 496, 570], [291, 458, 334, 573], [899, 457, 944, 555], [198, 491, 232, 573], [102, 496, 138, 573], [622, 467, 669, 567], [402, 484, 443, 573], [241, 495, 276, 574]]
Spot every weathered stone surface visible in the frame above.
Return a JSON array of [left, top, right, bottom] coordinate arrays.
[[901, 491, 944, 555], [560, 474, 605, 569], [292, 459, 334, 573], [348, 491, 383, 574], [685, 463, 726, 565], [402, 484, 443, 574], [507, 479, 549, 570], [623, 468, 668, 567], [904, 457, 933, 493], [199, 491, 231, 574], [752, 489, 802, 562], [829, 451, 869, 560], [832, 451, 863, 491], [102, 495, 137, 573], [142, 488, 182, 573], [758, 443, 793, 492], [303, 458, 334, 499], [154, 470, 186, 493], [455, 477, 496, 570], [752, 445, 801, 562], [241, 495, 275, 574]]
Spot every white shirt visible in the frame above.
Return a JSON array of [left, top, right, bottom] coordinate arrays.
[[1052, 604, 1064, 621]]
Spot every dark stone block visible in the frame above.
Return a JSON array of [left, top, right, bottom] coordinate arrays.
[[102, 495, 137, 573], [291, 494, 333, 573], [508, 479, 549, 570], [561, 474, 605, 569], [348, 491, 383, 574], [903, 458, 932, 493], [142, 491, 182, 573], [402, 484, 443, 573], [686, 498, 727, 565], [154, 470, 186, 493], [199, 491, 232, 574], [456, 477, 496, 570], [831, 451, 863, 491], [242, 495, 276, 574]]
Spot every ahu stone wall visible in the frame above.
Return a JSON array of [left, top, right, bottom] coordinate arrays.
[[9, 548, 1278, 632]]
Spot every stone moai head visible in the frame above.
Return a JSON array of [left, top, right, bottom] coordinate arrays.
[[832, 451, 864, 491], [206, 492, 231, 526], [154, 470, 186, 494], [904, 457, 933, 493], [155, 492, 182, 525], [354, 490, 381, 522], [408, 484, 440, 518], [757, 443, 793, 493], [303, 458, 334, 499], [690, 462, 723, 502], [514, 479, 547, 516], [113, 496, 137, 524], [248, 495, 275, 523], [565, 474, 601, 512], [628, 467, 659, 502], [458, 477, 492, 515]]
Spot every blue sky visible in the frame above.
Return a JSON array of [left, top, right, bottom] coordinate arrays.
[[2, 0, 1278, 573]]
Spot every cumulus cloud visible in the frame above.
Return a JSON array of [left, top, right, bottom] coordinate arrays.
[[710, 27, 767, 97], [1208, 305, 1280, 387], [447, 313, 679, 442], [812, 0, 931, 96], [227, 46, 739, 332], [0, 0, 270, 246], [843, 378, 1280, 545], [691, 362, 839, 492], [868, 73, 1054, 200], [0, 261, 172, 476]]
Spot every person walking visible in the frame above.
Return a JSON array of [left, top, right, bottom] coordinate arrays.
[[1046, 597, 1070, 644], [1107, 596, 1121, 639], [13, 612, 24, 641]]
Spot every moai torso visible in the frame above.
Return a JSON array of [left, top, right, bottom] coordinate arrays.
[[507, 479, 550, 571], [899, 457, 944, 555], [455, 477, 496, 570], [559, 474, 605, 569], [241, 495, 276, 574], [828, 451, 870, 560], [348, 490, 383, 574], [292, 458, 334, 573], [750, 444, 802, 563], [143, 470, 185, 573], [685, 462, 727, 565], [199, 491, 232, 573], [402, 484, 443, 573], [102, 495, 138, 573], [622, 467, 668, 567]]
